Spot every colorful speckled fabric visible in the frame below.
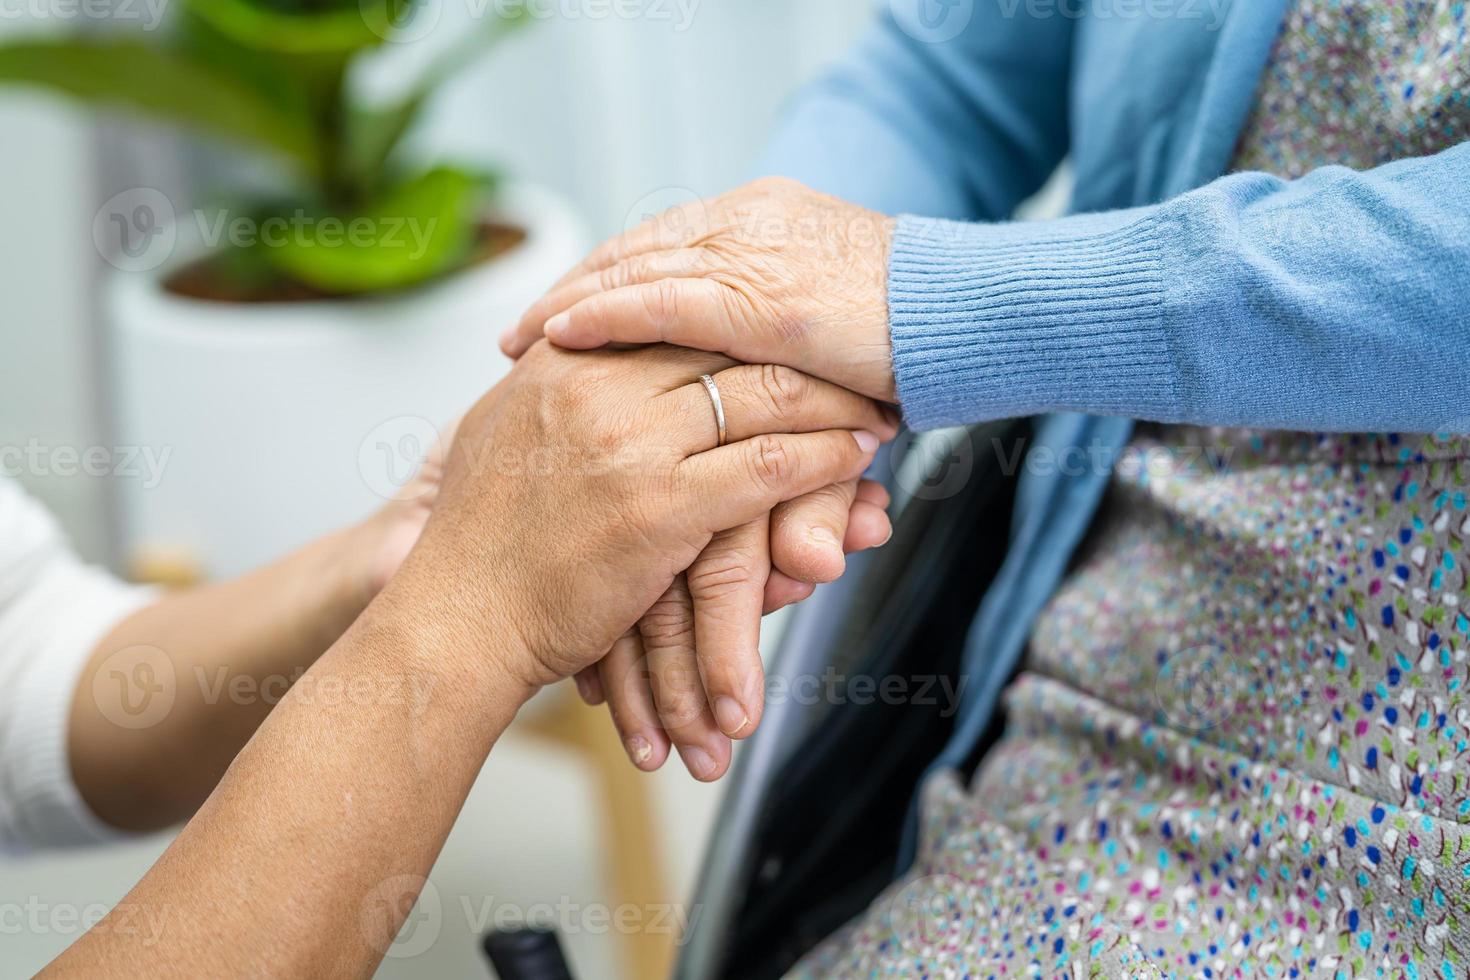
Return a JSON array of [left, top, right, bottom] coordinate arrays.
[[1235, 0, 1470, 178], [791, 4, 1470, 978]]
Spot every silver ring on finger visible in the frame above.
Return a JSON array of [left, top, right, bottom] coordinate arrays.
[[699, 373, 728, 447]]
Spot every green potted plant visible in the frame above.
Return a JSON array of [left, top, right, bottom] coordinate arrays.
[[0, 0, 589, 577]]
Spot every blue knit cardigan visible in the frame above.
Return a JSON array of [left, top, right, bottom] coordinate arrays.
[[759, 0, 1470, 866]]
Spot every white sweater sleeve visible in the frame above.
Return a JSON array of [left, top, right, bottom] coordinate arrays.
[[0, 477, 155, 854]]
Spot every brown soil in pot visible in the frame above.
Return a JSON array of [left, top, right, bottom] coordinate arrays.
[[163, 221, 527, 304]]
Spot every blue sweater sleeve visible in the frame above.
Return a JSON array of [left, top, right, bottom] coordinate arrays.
[[758, 3, 1074, 221], [891, 140, 1470, 433]]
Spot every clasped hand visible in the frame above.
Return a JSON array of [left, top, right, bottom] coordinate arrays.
[[491, 177, 898, 781], [399, 341, 895, 779]]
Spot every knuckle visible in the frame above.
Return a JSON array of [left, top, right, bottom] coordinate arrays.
[[796, 489, 852, 524], [639, 602, 693, 646], [598, 261, 627, 292], [600, 255, 649, 292], [748, 435, 794, 490], [753, 364, 808, 420], [603, 657, 648, 703], [655, 682, 705, 728], [687, 552, 758, 601], [518, 337, 554, 366], [643, 279, 681, 325]]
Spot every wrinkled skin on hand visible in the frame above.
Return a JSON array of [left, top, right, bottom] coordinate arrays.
[[400, 341, 891, 695]]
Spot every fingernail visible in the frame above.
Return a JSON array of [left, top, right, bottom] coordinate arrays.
[[881, 404, 902, 429], [573, 674, 592, 701], [714, 696, 750, 737], [624, 734, 653, 766], [545, 312, 571, 339], [498, 325, 517, 351], [678, 745, 717, 779], [852, 430, 880, 453]]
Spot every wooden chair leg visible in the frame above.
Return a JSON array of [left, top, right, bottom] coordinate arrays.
[[522, 688, 675, 980]]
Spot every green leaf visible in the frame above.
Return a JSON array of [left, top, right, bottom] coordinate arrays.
[[258, 166, 491, 293], [175, 8, 321, 120], [343, 97, 423, 196], [178, 0, 401, 56], [0, 38, 320, 177], [343, 7, 533, 193]]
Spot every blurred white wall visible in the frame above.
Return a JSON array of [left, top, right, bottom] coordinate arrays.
[[407, 0, 875, 238], [0, 17, 111, 560]]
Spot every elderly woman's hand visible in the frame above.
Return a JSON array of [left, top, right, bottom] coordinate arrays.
[[505, 177, 899, 595], [396, 342, 895, 722], [574, 423, 892, 783], [501, 177, 896, 402], [499, 181, 900, 779]]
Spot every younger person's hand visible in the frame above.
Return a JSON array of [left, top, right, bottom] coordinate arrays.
[[572, 477, 891, 782], [391, 342, 895, 702]]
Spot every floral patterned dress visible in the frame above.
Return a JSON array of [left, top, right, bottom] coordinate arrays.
[[794, 3, 1470, 977]]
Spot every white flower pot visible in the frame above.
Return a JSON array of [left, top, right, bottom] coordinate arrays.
[[109, 182, 590, 579]]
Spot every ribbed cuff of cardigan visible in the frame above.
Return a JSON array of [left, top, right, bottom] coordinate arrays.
[[888, 209, 1179, 431]]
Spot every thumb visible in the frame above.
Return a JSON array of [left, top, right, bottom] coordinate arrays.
[[544, 279, 742, 356]]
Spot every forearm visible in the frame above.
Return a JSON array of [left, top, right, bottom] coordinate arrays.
[[45, 569, 531, 978], [40, 341, 886, 975], [68, 524, 376, 832], [890, 140, 1470, 432]]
